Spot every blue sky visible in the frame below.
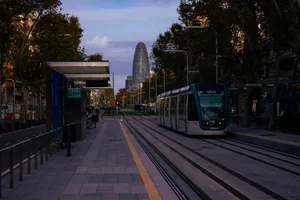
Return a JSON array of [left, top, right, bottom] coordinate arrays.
[[61, 0, 180, 93]]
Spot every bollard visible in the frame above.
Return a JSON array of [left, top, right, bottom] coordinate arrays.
[[27, 141, 31, 175], [66, 126, 71, 157], [0, 153, 2, 197], [34, 141, 38, 169], [19, 146, 23, 181], [9, 149, 14, 189]]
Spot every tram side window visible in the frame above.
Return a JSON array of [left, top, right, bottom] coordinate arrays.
[[171, 96, 177, 117], [188, 94, 198, 121], [157, 99, 160, 116], [160, 99, 165, 116], [178, 95, 186, 119], [165, 98, 170, 117]]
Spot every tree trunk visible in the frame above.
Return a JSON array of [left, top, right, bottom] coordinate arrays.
[[268, 57, 280, 131], [243, 87, 252, 127], [256, 88, 265, 115]]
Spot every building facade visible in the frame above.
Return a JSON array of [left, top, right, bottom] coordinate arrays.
[[132, 42, 150, 86], [125, 76, 132, 89]]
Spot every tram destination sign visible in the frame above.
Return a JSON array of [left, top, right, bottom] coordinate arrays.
[[198, 90, 224, 96], [67, 88, 82, 98]]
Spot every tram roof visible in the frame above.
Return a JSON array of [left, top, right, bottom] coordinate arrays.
[[156, 83, 227, 99], [157, 85, 191, 98]]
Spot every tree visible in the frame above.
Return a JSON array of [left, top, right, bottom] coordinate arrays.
[[12, 11, 86, 93], [88, 53, 103, 61], [0, 0, 62, 85], [102, 88, 114, 99], [116, 88, 127, 105]]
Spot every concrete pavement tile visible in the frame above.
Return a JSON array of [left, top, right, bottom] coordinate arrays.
[[96, 184, 114, 194], [130, 184, 147, 194], [113, 167, 127, 173], [62, 184, 82, 195], [69, 174, 89, 184], [114, 184, 130, 194], [59, 194, 82, 200], [80, 184, 98, 194], [101, 167, 114, 173], [102, 174, 118, 183], [118, 174, 133, 183], [45, 193, 62, 200], [88, 167, 102, 174], [81, 194, 102, 200], [131, 174, 143, 184], [75, 167, 88, 174], [101, 194, 119, 200], [119, 194, 138, 200], [126, 168, 139, 174], [88, 175, 104, 184], [137, 194, 150, 200]]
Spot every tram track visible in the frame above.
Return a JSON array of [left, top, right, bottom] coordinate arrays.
[[122, 113, 210, 200], [208, 139, 300, 166], [225, 138, 300, 160], [143, 115, 300, 171], [132, 116, 290, 200]]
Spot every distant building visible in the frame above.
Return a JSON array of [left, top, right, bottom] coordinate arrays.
[[132, 42, 150, 86], [125, 76, 132, 89]]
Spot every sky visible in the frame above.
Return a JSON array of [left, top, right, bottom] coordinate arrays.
[[61, 0, 180, 94]]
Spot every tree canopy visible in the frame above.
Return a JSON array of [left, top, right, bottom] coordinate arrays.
[[150, 0, 300, 128], [87, 53, 103, 61], [150, 0, 300, 89], [1, 1, 86, 94]]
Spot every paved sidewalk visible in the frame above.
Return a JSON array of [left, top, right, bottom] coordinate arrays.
[[60, 119, 151, 200], [1, 118, 178, 200], [0, 123, 101, 200]]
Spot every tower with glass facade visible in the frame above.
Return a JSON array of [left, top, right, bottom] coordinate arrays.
[[132, 42, 150, 86]]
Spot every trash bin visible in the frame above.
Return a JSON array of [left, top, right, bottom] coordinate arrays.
[[92, 114, 99, 123], [62, 123, 77, 143]]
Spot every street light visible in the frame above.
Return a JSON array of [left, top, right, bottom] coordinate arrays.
[[184, 26, 219, 84], [163, 49, 191, 86]]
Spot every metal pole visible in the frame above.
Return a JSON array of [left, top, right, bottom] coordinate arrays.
[[148, 77, 150, 103], [140, 86, 142, 104], [185, 51, 189, 86], [0, 36, 2, 135], [155, 74, 157, 98], [163, 69, 166, 92], [215, 33, 219, 84]]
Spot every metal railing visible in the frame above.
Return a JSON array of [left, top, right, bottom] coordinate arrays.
[[0, 127, 62, 197]]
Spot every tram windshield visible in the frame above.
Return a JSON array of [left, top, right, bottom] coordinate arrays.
[[198, 95, 224, 121]]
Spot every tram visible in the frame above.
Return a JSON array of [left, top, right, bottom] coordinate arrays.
[[156, 83, 228, 136]]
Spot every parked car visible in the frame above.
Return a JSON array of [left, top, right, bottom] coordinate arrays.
[[134, 104, 144, 111]]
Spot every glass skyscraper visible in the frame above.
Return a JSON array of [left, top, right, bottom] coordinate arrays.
[[132, 42, 150, 86]]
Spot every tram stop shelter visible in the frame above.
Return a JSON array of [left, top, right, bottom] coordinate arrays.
[[46, 61, 110, 141]]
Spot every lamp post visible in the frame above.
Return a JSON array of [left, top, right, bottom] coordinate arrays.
[[163, 49, 190, 86], [184, 26, 219, 84]]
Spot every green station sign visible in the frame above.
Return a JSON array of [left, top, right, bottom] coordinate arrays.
[[67, 88, 82, 98]]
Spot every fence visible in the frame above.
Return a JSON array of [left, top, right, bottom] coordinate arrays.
[[0, 127, 62, 197]]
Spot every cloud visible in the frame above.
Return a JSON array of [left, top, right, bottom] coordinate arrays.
[[64, 3, 178, 22], [84, 37, 153, 61], [84, 35, 109, 47]]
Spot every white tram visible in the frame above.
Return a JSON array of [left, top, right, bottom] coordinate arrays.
[[156, 84, 228, 136]]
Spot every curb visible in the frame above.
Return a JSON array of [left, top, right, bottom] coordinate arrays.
[[227, 131, 300, 156]]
